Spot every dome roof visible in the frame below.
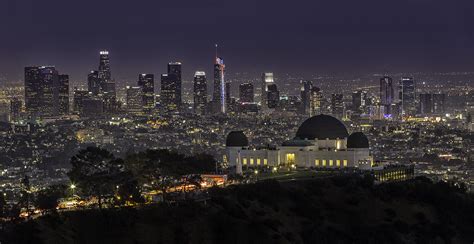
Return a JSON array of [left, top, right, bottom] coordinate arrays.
[[347, 132, 369, 148], [295, 115, 349, 140], [226, 131, 249, 147]]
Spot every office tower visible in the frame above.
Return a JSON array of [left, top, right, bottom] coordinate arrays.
[[239, 82, 254, 103], [98, 51, 111, 82], [300, 80, 312, 115], [168, 62, 182, 109], [331, 93, 344, 119], [87, 70, 100, 95], [138, 74, 155, 111], [279, 95, 301, 113], [193, 71, 207, 115], [418, 93, 432, 115], [261, 72, 275, 110], [225, 81, 232, 112], [82, 98, 103, 117], [352, 90, 367, 114], [96, 50, 116, 113], [266, 83, 280, 109], [126, 86, 143, 115], [58, 74, 69, 115], [25, 66, 62, 117], [213, 47, 226, 113], [0, 102, 8, 122], [73, 89, 90, 114], [432, 94, 445, 114], [160, 73, 180, 111], [399, 77, 416, 116], [10, 98, 22, 121], [380, 76, 394, 115], [309, 87, 323, 116]]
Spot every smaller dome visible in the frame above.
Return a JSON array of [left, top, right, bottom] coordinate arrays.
[[226, 131, 249, 147], [347, 132, 369, 148]]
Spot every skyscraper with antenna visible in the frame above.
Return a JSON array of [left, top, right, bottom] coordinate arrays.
[[213, 44, 226, 113]]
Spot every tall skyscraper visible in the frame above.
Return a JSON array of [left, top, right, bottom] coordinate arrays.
[[97, 50, 116, 113], [193, 71, 207, 115], [399, 77, 416, 116], [300, 80, 312, 115], [138, 74, 155, 112], [432, 93, 446, 114], [309, 87, 322, 116], [266, 83, 280, 109], [165, 62, 182, 110], [73, 89, 91, 115], [261, 72, 275, 110], [331, 93, 344, 119], [160, 73, 180, 112], [239, 82, 254, 103], [352, 90, 367, 114], [380, 76, 394, 115], [58, 74, 69, 115], [126, 86, 143, 115], [87, 70, 100, 95], [213, 46, 226, 114], [25, 66, 65, 117], [98, 51, 111, 82]]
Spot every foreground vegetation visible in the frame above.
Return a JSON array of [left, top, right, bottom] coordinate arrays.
[[2, 175, 473, 244]]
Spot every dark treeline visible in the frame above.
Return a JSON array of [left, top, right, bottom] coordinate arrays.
[[2, 175, 473, 243]]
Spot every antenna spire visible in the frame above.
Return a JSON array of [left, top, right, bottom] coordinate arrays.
[[215, 44, 218, 64]]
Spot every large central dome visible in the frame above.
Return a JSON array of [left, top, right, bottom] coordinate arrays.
[[295, 115, 349, 140]]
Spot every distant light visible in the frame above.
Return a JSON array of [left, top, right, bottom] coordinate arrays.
[[100, 51, 109, 55], [70, 184, 76, 189]]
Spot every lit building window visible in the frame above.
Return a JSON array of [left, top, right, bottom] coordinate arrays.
[[329, 160, 333, 166], [286, 153, 295, 165], [343, 160, 348, 167], [315, 159, 319, 166], [264, 159, 268, 165], [250, 158, 254, 165], [336, 160, 341, 167], [243, 158, 247, 165], [257, 158, 261, 165], [322, 160, 326, 166]]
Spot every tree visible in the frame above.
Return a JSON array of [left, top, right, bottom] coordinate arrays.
[[68, 147, 128, 209], [35, 185, 65, 214], [19, 175, 32, 217], [115, 173, 144, 206]]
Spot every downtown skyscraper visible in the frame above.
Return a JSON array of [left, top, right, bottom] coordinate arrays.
[[380, 76, 394, 116], [160, 62, 182, 112], [300, 80, 312, 115], [138, 74, 155, 112], [399, 77, 416, 116], [239, 82, 254, 103], [24, 66, 69, 117], [261, 72, 278, 111], [193, 71, 207, 115], [212, 46, 226, 114]]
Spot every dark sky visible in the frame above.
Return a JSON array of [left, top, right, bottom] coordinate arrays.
[[1, 0, 474, 83]]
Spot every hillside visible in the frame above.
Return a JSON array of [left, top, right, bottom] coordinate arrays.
[[3, 176, 474, 244]]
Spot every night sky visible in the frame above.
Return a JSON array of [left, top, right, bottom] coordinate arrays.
[[1, 0, 474, 83]]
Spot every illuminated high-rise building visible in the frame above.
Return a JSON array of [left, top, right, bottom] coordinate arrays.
[[300, 80, 312, 115], [25, 66, 65, 117], [352, 90, 367, 114], [138, 74, 155, 111], [87, 70, 100, 95], [193, 71, 207, 115], [261, 72, 275, 110], [380, 76, 394, 115], [126, 86, 143, 115], [432, 93, 445, 114], [239, 82, 254, 103], [309, 87, 322, 116], [399, 77, 416, 116], [160, 73, 180, 112], [58, 74, 69, 115], [73, 89, 90, 114], [212, 45, 226, 113], [331, 93, 344, 119], [419, 93, 446, 115], [97, 50, 116, 113], [267, 83, 280, 109]]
